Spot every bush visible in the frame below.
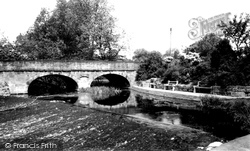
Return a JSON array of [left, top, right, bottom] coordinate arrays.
[[175, 85, 193, 92], [230, 101, 250, 131], [201, 96, 250, 133], [135, 95, 155, 111]]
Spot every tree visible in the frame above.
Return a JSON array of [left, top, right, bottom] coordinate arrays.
[[132, 48, 149, 62], [184, 33, 222, 59], [219, 13, 250, 58], [15, 0, 123, 60], [0, 33, 25, 61], [218, 13, 250, 85], [134, 50, 165, 81]]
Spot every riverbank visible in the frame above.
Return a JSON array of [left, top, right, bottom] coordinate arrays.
[[0, 96, 219, 151], [131, 85, 250, 110], [211, 134, 250, 151], [131, 85, 250, 150]]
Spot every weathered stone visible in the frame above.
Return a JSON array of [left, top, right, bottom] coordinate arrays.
[[0, 61, 138, 94], [231, 92, 246, 97], [0, 81, 10, 96]]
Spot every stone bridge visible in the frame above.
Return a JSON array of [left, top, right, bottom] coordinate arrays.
[[0, 61, 139, 94]]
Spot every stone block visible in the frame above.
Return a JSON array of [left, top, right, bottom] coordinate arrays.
[[230, 92, 246, 97], [0, 82, 10, 96]]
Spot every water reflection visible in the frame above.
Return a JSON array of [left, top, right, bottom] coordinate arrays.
[[75, 89, 182, 126], [20, 88, 246, 140], [132, 112, 181, 125], [34, 89, 183, 127], [94, 89, 131, 106]]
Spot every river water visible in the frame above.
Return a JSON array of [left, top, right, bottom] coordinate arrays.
[[75, 89, 183, 126], [31, 88, 248, 141]]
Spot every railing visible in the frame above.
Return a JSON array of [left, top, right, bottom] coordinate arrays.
[[147, 80, 221, 95], [163, 81, 179, 91]]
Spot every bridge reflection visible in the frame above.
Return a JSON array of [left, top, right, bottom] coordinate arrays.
[[91, 74, 130, 88]]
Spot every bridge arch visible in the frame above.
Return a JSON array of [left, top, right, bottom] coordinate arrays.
[[0, 61, 138, 94], [28, 74, 78, 96], [91, 73, 130, 88]]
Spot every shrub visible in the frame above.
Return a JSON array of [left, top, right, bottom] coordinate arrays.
[[200, 96, 250, 133], [230, 100, 250, 132]]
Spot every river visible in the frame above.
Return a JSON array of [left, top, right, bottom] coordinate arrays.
[[33, 88, 248, 141]]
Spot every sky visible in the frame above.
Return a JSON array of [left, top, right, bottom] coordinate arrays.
[[0, 0, 250, 58]]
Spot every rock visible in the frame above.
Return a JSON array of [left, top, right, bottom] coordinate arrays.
[[206, 142, 223, 151], [0, 81, 10, 96]]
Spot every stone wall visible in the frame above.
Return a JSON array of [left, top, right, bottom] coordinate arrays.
[[0, 61, 138, 95], [0, 71, 137, 94], [0, 61, 139, 71], [0, 82, 10, 96]]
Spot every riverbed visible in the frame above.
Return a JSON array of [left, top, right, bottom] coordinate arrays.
[[0, 90, 221, 151]]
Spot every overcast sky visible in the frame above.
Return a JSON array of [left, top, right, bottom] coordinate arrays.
[[0, 0, 249, 58]]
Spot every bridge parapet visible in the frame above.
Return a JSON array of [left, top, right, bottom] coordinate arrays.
[[0, 61, 139, 71]]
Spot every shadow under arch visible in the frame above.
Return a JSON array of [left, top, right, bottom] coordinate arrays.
[[90, 74, 130, 88], [28, 74, 78, 96], [94, 89, 131, 106]]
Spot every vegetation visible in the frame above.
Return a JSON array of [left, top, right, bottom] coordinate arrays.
[[135, 95, 155, 111], [134, 13, 250, 92], [0, 0, 125, 61], [79, 86, 122, 101], [133, 49, 166, 81], [199, 96, 250, 139]]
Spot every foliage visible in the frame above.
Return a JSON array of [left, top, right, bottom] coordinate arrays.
[[12, 0, 124, 61], [134, 49, 165, 81], [184, 33, 221, 59], [135, 95, 155, 111], [135, 14, 250, 88], [201, 96, 250, 133], [132, 48, 150, 62], [180, 14, 250, 88], [219, 13, 250, 56], [0, 35, 26, 61]]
